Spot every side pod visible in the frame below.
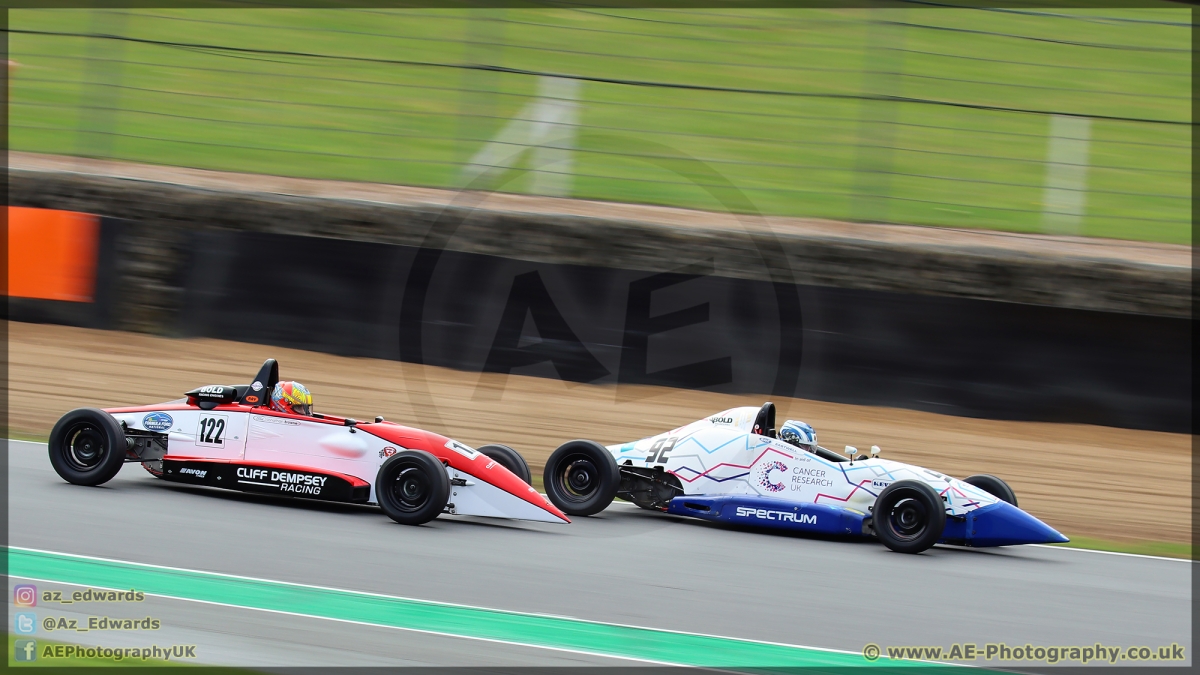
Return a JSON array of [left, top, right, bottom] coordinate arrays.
[[667, 495, 867, 537]]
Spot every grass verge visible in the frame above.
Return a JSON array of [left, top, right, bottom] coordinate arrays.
[[9, 7, 1189, 243], [1049, 535, 1192, 560]]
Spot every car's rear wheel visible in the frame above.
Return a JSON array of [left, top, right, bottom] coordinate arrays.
[[375, 450, 450, 525], [964, 474, 1017, 506], [477, 444, 532, 485], [873, 480, 947, 554], [48, 408, 128, 486], [542, 440, 619, 516]]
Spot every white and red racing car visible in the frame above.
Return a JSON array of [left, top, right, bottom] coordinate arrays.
[[47, 359, 568, 525], [541, 403, 1066, 553]]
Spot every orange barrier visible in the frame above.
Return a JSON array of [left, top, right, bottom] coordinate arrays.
[[7, 207, 100, 302]]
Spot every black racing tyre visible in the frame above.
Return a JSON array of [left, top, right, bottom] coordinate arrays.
[[964, 474, 1017, 507], [543, 440, 619, 517], [48, 408, 128, 486], [375, 450, 451, 525], [873, 480, 947, 554], [477, 444, 532, 485]]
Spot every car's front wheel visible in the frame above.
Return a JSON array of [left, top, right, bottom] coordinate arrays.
[[873, 480, 947, 554], [964, 474, 1017, 506], [477, 444, 532, 485], [375, 450, 451, 525], [542, 440, 619, 516], [48, 408, 128, 486]]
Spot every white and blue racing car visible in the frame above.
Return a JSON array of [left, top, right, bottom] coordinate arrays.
[[541, 403, 1067, 553]]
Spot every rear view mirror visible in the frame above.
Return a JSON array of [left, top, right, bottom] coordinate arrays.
[[870, 445, 881, 457]]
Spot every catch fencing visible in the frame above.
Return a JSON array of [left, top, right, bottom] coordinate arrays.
[[7, 6, 1191, 242]]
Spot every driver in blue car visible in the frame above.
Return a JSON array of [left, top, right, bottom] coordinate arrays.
[[778, 420, 818, 454]]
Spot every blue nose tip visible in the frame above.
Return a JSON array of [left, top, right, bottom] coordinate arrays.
[[968, 501, 1069, 547]]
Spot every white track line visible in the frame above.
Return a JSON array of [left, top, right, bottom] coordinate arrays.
[[9, 546, 871, 660], [1027, 544, 1194, 563], [6, 573, 678, 667]]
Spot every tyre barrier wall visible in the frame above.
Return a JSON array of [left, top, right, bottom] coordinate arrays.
[[7, 171, 1191, 433]]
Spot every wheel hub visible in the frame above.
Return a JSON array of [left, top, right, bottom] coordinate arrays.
[[561, 457, 598, 499], [66, 426, 106, 470], [392, 466, 430, 511], [888, 497, 927, 539]]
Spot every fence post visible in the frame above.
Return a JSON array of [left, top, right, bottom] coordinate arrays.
[[851, 9, 907, 225], [75, 9, 129, 161], [454, 8, 508, 184], [1041, 114, 1092, 236]]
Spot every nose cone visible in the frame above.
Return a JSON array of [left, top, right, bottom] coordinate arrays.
[[970, 501, 1069, 547]]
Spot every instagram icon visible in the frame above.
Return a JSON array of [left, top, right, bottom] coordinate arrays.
[[13, 584, 37, 607]]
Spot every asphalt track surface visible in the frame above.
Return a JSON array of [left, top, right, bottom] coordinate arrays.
[[8, 440, 1192, 668]]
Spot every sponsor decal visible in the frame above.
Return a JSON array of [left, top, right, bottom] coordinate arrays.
[[379, 446, 398, 459], [484, 461, 495, 470], [735, 506, 818, 525], [244, 395, 259, 403], [251, 381, 263, 391], [756, 460, 788, 492], [142, 413, 173, 433], [179, 467, 207, 478], [871, 479, 891, 489], [791, 465, 833, 488], [235, 467, 328, 495], [709, 416, 734, 425], [252, 415, 299, 426]]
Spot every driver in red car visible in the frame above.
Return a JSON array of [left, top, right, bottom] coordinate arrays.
[[270, 381, 313, 416]]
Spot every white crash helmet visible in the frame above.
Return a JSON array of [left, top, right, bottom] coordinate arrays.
[[779, 420, 817, 452]]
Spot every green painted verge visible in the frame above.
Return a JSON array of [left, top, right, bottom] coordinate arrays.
[[7, 547, 950, 670]]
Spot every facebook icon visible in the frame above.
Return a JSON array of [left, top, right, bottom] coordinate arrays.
[[14, 639, 37, 662]]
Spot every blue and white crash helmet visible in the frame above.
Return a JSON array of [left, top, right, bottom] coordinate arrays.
[[779, 420, 817, 451]]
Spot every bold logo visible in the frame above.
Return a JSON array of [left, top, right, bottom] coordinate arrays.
[[179, 467, 207, 478], [14, 585, 37, 607], [142, 412, 173, 433], [379, 446, 398, 459], [709, 416, 734, 425], [14, 612, 36, 634], [735, 506, 817, 524], [245, 395, 260, 403], [756, 461, 788, 492]]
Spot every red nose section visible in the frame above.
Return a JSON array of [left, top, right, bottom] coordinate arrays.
[[360, 424, 569, 523]]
